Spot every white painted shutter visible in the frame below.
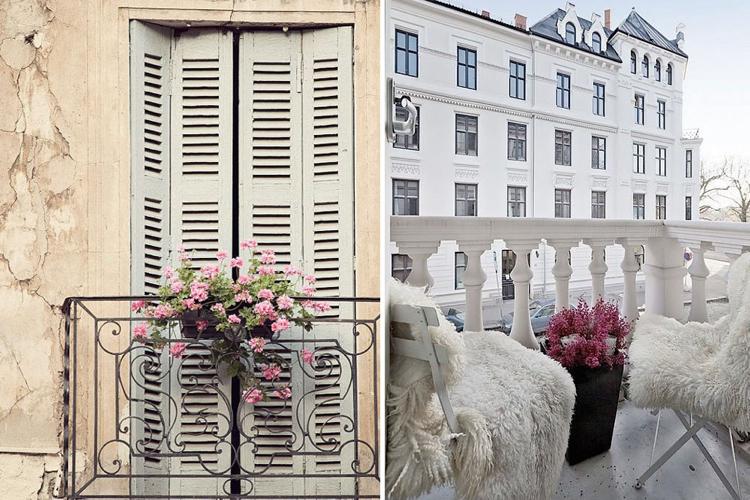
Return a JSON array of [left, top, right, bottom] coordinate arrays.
[[169, 28, 234, 495], [300, 27, 355, 497], [238, 27, 355, 496], [129, 20, 173, 496]]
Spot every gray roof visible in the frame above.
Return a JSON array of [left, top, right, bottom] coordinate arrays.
[[529, 8, 621, 62], [614, 10, 687, 58]]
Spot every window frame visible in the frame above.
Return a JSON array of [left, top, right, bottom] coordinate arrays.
[[591, 190, 606, 219], [592, 135, 606, 170], [642, 55, 649, 78], [667, 63, 673, 85], [555, 129, 572, 166], [457, 46, 477, 90], [657, 99, 666, 130], [686, 149, 693, 178], [556, 72, 571, 109], [391, 254, 413, 283], [685, 196, 692, 220], [455, 113, 478, 156], [507, 122, 527, 161], [633, 193, 646, 220], [507, 186, 527, 217], [393, 104, 420, 150], [630, 50, 637, 74], [656, 194, 667, 220], [633, 142, 646, 174], [392, 178, 420, 215], [655, 59, 662, 81], [554, 188, 572, 218], [656, 146, 667, 176], [634, 93, 645, 125], [455, 183, 478, 216], [395, 29, 419, 77], [509, 59, 526, 100], [565, 22, 576, 44], [454, 252, 467, 290], [592, 82, 606, 116], [592, 32, 602, 53]]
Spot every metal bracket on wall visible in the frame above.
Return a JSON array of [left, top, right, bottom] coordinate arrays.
[[385, 77, 417, 143]]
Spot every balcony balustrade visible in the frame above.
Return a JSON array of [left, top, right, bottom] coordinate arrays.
[[391, 216, 750, 349]]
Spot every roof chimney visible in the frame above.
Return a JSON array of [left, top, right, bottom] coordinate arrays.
[[514, 13, 527, 30], [604, 9, 611, 29], [481, 10, 491, 18]]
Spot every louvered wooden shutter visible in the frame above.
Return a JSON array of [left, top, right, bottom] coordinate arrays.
[[300, 27, 355, 497], [169, 28, 234, 495], [129, 20, 173, 496]]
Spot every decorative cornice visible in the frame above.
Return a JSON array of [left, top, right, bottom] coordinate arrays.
[[631, 179, 648, 192], [455, 166, 480, 180], [532, 38, 620, 73], [391, 162, 420, 177], [554, 173, 575, 188], [506, 168, 528, 185], [656, 182, 669, 194]]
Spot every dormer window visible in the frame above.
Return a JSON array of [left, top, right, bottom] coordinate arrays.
[[630, 50, 637, 73], [592, 32, 602, 53], [667, 63, 673, 85], [565, 23, 576, 44], [655, 60, 662, 81], [642, 55, 649, 78]]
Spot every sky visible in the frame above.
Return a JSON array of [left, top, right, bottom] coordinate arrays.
[[438, 0, 750, 166]]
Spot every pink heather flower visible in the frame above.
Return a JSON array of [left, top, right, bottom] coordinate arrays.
[[228, 314, 241, 324], [260, 249, 277, 265], [273, 386, 292, 400], [164, 266, 175, 280], [277, 295, 294, 310], [242, 388, 263, 404], [153, 303, 176, 319], [230, 257, 244, 269], [234, 291, 251, 303], [237, 274, 252, 285], [301, 348, 315, 365], [258, 265, 275, 276], [304, 274, 317, 284], [258, 289, 274, 300], [201, 265, 220, 280], [261, 363, 282, 381], [170, 280, 184, 294], [302, 285, 315, 296], [216, 250, 228, 261], [240, 239, 258, 251], [190, 282, 210, 302], [311, 301, 332, 314], [210, 303, 226, 316], [254, 300, 275, 318], [283, 264, 302, 276], [271, 318, 291, 333], [131, 300, 146, 312], [249, 337, 266, 353], [169, 342, 187, 358], [133, 323, 148, 340], [196, 320, 209, 332]]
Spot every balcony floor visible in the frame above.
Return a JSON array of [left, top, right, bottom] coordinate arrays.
[[417, 399, 750, 500]]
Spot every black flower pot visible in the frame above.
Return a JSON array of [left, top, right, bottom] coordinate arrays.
[[565, 363, 624, 465], [181, 308, 274, 340]]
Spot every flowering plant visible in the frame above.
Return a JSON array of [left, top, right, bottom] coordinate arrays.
[[546, 299, 630, 370], [131, 240, 330, 403]]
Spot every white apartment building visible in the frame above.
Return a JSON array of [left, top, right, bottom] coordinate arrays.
[[387, 0, 702, 319]]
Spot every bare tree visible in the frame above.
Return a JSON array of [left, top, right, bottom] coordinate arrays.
[[720, 158, 750, 222], [699, 161, 728, 216]]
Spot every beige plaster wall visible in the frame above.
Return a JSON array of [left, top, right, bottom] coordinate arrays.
[[0, 0, 380, 497]]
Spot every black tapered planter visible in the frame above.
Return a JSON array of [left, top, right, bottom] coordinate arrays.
[[181, 308, 274, 340], [565, 363, 624, 465]]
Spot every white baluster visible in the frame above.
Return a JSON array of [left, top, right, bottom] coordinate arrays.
[[459, 241, 491, 332], [616, 239, 641, 323], [398, 243, 439, 291], [687, 243, 711, 323], [507, 241, 538, 350], [585, 240, 610, 302], [549, 240, 578, 313], [644, 237, 686, 318]]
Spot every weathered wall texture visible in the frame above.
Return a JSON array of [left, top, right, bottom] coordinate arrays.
[[0, 0, 87, 497], [0, 0, 379, 498]]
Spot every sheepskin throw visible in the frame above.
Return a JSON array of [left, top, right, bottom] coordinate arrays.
[[629, 252, 750, 432], [387, 279, 576, 500]]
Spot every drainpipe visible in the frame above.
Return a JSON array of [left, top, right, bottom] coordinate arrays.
[[530, 39, 537, 297]]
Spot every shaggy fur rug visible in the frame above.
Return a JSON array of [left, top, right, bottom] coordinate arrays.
[[629, 253, 750, 432], [387, 279, 576, 500]]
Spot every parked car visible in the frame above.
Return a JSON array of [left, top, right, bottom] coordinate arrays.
[[445, 308, 464, 332], [498, 298, 556, 336]]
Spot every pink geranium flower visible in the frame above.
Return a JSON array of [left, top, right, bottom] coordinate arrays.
[[258, 289, 274, 300], [133, 323, 148, 341], [196, 320, 209, 332], [170, 280, 184, 294], [242, 387, 263, 404], [277, 295, 294, 310], [240, 239, 258, 251], [260, 249, 276, 265], [301, 348, 315, 365], [248, 337, 266, 353], [283, 264, 302, 276], [164, 266, 175, 280], [273, 386, 292, 400], [170, 342, 187, 358], [237, 274, 252, 285], [271, 318, 290, 333], [230, 257, 244, 269], [258, 265, 275, 276], [190, 282, 209, 302], [304, 274, 316, 284], [153, 303, 176, 319], [302, 285, 315, 296], [201, 265, 220, 279], [210, 303, 226, 316], [131, 300, 146, 312], [216, 250, 228, 261], [228, 314, 241, 324], [261, 363, 282, 381], [254, 300, 275, 317]]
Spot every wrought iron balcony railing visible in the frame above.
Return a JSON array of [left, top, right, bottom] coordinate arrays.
[[58, 296, 379, 499]]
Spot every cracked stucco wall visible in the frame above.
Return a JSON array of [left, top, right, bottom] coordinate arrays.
[[0, 0, 86, 497]]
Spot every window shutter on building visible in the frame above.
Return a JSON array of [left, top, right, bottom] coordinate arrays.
[[132, 23, 355, 497]]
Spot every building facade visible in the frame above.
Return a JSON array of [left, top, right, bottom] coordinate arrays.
[[388, 0, 701, 316]]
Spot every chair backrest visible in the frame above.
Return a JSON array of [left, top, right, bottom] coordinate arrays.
[[390, 304, 460, 433], [727, 253, 750, 323]]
